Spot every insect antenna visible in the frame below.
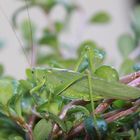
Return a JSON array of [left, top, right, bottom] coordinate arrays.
[[24, 0, 35, 68], [0, 4, 31, 67]]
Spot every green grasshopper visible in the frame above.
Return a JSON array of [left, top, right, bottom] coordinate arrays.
[[28, 67, 140, 100], [27, 49, 140, 102]]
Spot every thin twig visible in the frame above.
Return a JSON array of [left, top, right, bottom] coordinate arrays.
[[9, 115, 34, 140], [52, 100, 89, 135], [95, 99, 114, 114], [120, 71, 140, 84], [65, 123, 85, 140], [128, 77, 140, 87], [106, 106, 138, 123], [102, 108, 126, 119], [24, 123, 34, 140], [28, 115, 36, 130]]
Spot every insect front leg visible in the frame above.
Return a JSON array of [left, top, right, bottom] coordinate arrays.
[[87, 71, 97, 124], [75, 46, 95, 73], [85, 46, 97, 124], [74, 50, 89, 72]]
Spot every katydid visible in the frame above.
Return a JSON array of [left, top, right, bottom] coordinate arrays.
[[25, 46, 140, 102], [27, 67, 140, 101]]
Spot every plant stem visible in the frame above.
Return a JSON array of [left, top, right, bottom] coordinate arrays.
[[87, 71, 96, 123], [102, 108, 126, 119], [120, 71, 140, 84], [24, 123, 34, 140], [105, 105, 138, 123], [95, 99, 114, 114], [65, 123, 85, 140], [9, 116, 34, 140], [28, 115, 36, 130], [128, 76, 140, 87]]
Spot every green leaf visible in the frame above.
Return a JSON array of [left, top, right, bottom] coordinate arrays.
[[20, 19, 36, 44], [84, 117, 98, 139], [120, 59, 135, 75], [0, 115, 24, 139], [95, 65, 119, 82], [55, 22, 64, 33], [21, 96, 34, 115], [8, 135, 24, 140], [33, 119, 52, 140], [36, 0, 57, 12], [7, 81, 23, 117], [65, 121, 73, 132], [84, 117, 108, 139], [67, 105, 90, 117], [90, 11, 111, 24], [131, 5, 140, 41], [47, 112, 67, 132], [12, 3, 33, 27], [19, 80, 33, 92], [37, 96, 63, 115], [66, 105, 90, 126], [39, 29, 58, 47], [113, 100, 126, 109], [118, 34, 135, 58], [0, 80, 15, 106], [39, 112, 67, 132], [8, 94, 22, 117], [0, 131, 23, 140]]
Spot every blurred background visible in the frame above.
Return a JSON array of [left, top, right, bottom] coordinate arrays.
[[0, 0, 139, 78]]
